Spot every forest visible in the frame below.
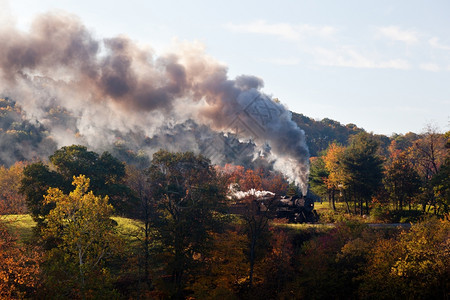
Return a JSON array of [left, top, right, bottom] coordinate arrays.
[[0, 96, 449, 299]]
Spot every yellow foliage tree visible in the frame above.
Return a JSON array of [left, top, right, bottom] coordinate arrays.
[[360, 217, 450, 299], [42, 175, 121, 299], [322, 143, 348, 211]]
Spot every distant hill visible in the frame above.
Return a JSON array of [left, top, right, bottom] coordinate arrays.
[[0, 98, 56, 166], [291, 112, 364, 156]]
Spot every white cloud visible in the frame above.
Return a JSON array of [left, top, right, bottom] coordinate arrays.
[[312, 46, 410, 70], [429, 37, 450, 50], [376, 26, 419, 45], [224, 20, 336, 41], [420, 63, 440, 72], [262, 57, 300, 66], [226, 21, 438, 71]]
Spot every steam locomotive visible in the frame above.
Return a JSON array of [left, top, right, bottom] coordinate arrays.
[[255, 194, 319, 223], [230, 192, 319, 223]]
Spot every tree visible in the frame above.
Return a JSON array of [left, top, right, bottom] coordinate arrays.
[[341, 133, 383, 215], [42, 175, 121, 299], [0, 220, 41, 299], [430, 131, 450, 214], [148, 150, 227, 298], [259, 222, 294, 299], [258, 168, 289, 195], [409, 125, 446, 212], [0, 162, 28, 214], [49, 145, 132, 213], [293, 221, 376, 299], [240, 169, 263, 191], [384, 148, 421, 210], [308, 156, 328, 202], [217, 164, 288, 195], [0, 98, 56, 167], [360, 217, 450, 299], [20, 145, 133, 226], [240, 195, 274, 289], [125, 165, 153, 290], [322, 143, 348, 211], [20, 162, 64, 226], [190, 228, 248, 299]]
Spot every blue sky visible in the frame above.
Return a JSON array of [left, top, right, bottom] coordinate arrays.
[[3, 0, 450, 135]]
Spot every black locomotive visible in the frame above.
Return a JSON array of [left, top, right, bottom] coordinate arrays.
[[254, 194, 319, 223], [229, 192, 319, 223]]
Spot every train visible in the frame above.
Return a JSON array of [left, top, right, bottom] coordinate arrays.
[[229, 191, 319, 223], [255, 194, 319, 223]]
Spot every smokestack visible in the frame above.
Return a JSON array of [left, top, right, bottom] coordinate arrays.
[[0, 11, 310, 194]]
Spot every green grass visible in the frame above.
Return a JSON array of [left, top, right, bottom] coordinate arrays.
[[1, 214, 36, 243], [1, 214, 145, 244], [278, 222, 334, 232], [112, 217, 143, 239]]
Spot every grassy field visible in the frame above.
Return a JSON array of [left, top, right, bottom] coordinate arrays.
[[1, 214, 144, 244], [277, 222, 334, 233], [1, 214, 35, 243]]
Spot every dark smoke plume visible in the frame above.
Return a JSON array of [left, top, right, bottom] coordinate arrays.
[[0, 11, 310, 193]]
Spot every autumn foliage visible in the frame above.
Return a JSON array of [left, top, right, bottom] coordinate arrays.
[[0, 140, 448, 299], [0, 220, 41, 299]]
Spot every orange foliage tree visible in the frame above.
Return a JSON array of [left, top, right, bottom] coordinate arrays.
[[384, 144, 421, 210], [0, 162, 28, 214], [217, 164, 288, 194], [0, 220, 41, 298]]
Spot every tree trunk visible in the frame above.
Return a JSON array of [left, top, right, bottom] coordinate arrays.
[[249, 235, 256, 288], [345, 199, 350, 214], [144, 219, 150, 287], [328, 192, 332, 209], [331, 190, 336, 211], [344, 191, 350, 213], [78, 243, 86, 300], [360, 198, 363, 216]]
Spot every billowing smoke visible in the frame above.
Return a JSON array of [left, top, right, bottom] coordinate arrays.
[[0, 11, 309, 194]]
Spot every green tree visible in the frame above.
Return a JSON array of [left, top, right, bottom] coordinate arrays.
[[50, 145, 132, 213], [148, 150, 227, 298], [42, 175, 121, 299], [341, 133, 383, 215], [308, 156, 328, 202], [20, 145, 133, 225], [20, 162, 64, 226]]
